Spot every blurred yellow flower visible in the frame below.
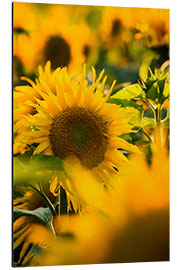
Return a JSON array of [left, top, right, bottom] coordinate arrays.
[[114, 145, 169, 216], [98, 6, 140, 66], [35, 214, 113, 266], [13, 34, 39, 75], [100, 6, 135, 47], [20, 6, 94, 75], [13, 2, 38, 33], [64, 23, 99, 69], [35, 207, 169, 266], [34, 137, 169, 266], [134, 8, 169, 46], [13, 4, 88, 76]]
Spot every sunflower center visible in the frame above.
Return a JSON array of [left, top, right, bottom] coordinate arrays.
[[69, 124, 91, 149], [44, 36, 71, 70], [111, 19, 122, 36], [49, 107, 109, 169], [83, 44, 91, 59]]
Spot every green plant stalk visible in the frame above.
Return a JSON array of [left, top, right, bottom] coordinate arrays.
[[142, 98, 163, 127], [60, 186, 68, 215], [142, 98, 156, 113], [58, 188, 61, 215], [141, 128, 152, 143], [29, 184, 57, 217], [139, 105, 152, 143], [49, 219, 56, 235], [155, 103, 161, 126], [154, 103, 164, 147], [39, 181, 57, 217]]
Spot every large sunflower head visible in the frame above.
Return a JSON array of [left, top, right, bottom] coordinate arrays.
[[17, 61, 139, 168], [15, 62, 139, 210]]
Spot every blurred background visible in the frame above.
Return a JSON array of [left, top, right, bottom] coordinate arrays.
[[13, 2, 169, 87]]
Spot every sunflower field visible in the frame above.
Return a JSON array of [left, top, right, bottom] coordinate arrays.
[[13, 2, 170, 267]]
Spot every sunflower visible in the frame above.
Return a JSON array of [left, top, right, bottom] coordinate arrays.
[[13, 2, 38, 34], [16, 61, 139, 210], [13, 3, 81, 77], [99, 6, 137, 66], [134, 8, 169, 46], [13, 180, 57, 266], [24, 5, 86, 75], [64, 23, 99, 69], [100, 6, 134, 46], [13, 3, 40, 81], [13, 71, 44, 154], [13, 33, 40, 78], [13, 60, 65, 153]]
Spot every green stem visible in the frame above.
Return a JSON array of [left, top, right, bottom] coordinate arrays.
[[142, 98, 162, 127], [29, 184, 57, 217], [142, 98, 156, 113], [141, 128, 152, 143], [58, 187, 61, 215], [155, 104, 161, 126], [60, 186, 68, 215], [49, 219, 56, 235]]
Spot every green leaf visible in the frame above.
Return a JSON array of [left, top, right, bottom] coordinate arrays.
[[13, 154, 64, 186], [143, 69, 157, 91], [146, 81, 157, 101], [142, 117, 155, 128], [110, 82, 131, 96], [144, 70, 169, 104], [112, 84, 143, 100], [107, 98, 143, 111], [13, 207, 52, 226], [158, 74, 168, 95], [31, 154, 64, 171], [163, 83, 169, 98], [139, 52, 157, 80], [129, 109, 142, 128], [119, 133, 133, 144], [13, 158, 35, 186]]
